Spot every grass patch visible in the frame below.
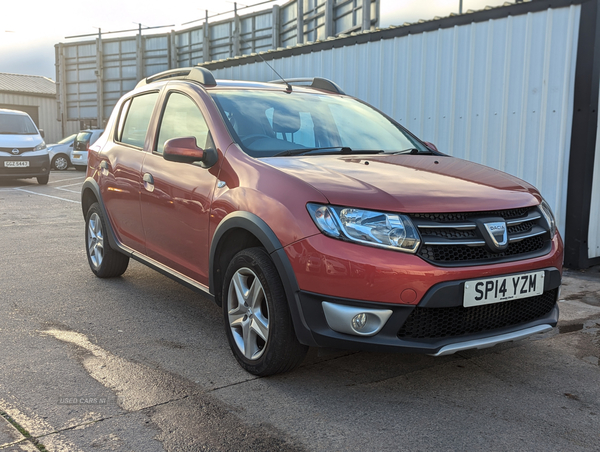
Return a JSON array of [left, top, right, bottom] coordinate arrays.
[[0, 411, 48, 452]]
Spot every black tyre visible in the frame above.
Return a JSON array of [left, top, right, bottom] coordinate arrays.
[[52, 154, 70, 171], [222, 247, 308, 376], [85, 202, 129, 278], [37, 174, 49, 185]]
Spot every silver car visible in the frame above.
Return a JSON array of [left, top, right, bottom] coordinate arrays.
[[71, 129, 104, 171], [47, 133, 76, 170]]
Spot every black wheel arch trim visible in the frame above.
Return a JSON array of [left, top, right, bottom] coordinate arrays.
[[81, 177, 127, 255], [209, 212, 318, 346]]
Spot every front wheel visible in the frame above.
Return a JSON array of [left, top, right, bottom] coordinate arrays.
[[37, 174, 49, 185], [52, 154, 69, 171], [222, 247, 308, 376], [85, 202, 129, 278]]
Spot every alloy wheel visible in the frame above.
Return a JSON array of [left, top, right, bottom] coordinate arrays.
[[227, 267, 270, 360], [87, 212, 104, 269]]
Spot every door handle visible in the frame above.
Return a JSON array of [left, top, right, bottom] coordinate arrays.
[[143, 172, 155, 192]]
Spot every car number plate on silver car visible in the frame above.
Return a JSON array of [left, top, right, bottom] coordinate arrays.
[[4, 161, 29, 167], [463, 271, 545, 307]]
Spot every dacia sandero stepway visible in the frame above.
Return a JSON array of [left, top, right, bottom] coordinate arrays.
[[81, 67, 562, 376]]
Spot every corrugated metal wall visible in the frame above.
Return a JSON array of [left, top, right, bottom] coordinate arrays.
[[588, 80, 600, 259], [0, 93, 78, 144], [210, 5, 581, 238]]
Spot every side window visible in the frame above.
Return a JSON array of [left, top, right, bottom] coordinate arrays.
[[156, 92, 212, 155], [118, 92, 159, 148]]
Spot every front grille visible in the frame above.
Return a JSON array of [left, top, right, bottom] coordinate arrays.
[[410, 206, 550, 266], [411, 207, 530, 222], [397, 289, 557, 340], [419, 235, 545, 262], [0, 147, 34, 155]]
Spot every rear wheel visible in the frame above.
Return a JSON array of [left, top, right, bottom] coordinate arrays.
[[85, 202, 129, 278], [37, 174, 49, 185], [222, 247, 308, 376], [52, 154, 69, 171]]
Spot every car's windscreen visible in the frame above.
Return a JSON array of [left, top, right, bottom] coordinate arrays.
[[57, 133, 77, 145], [0, 113, 38, 135], [210, 90, 428, 157]]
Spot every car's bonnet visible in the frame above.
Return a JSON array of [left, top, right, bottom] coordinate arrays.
[[0, 134, 44, 149], [260, 154, 541, 213]]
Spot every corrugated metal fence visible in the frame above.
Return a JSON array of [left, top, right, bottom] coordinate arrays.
[[55, 0, 379, 125], [207, 5, 581, 245], [588, 83, 600, 259]]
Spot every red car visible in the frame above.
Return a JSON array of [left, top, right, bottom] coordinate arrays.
[[81, 67, 562, 376]]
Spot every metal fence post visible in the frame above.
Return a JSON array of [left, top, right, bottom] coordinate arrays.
[[297, 0, 304, 44], [96, 30, 104, 126], [272, 4, 280, 48], [169, 31, 177, 69], [57, 43, 68, 138], [136, 28, 144, 81], [203, 10, 210, 62], [362, 0, 371, 31], [325, 0, 334, 37], [233, 3, 241, 57]]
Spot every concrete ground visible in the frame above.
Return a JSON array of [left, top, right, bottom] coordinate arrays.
[[0, 171, 598, 451]]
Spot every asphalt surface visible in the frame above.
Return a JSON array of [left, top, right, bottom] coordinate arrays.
[[0, 171, 599, 451]]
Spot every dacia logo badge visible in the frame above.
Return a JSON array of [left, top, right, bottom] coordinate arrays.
[[11, 149, 20, 155], [484, 221, 508, 249]]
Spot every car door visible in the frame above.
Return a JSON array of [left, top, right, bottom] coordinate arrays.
[[140, 87, 220, 286], [99, 91, 160, 253]]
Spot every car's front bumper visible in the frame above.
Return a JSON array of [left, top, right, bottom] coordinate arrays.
[[294, 267, 561, 354], [0, 154, 50, 178]]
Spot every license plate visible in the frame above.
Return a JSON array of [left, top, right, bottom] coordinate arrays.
[[72, 154, 81, 159], [464, 271, 545, 307], [4, 161, 29, 167]]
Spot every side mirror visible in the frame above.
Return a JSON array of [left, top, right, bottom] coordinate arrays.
[[424, 141, 438, 152], [39, 129, 45, 139], [163, 137, 204, 163]]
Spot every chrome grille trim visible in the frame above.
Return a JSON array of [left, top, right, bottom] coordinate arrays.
[[410, 206, 550, 265]]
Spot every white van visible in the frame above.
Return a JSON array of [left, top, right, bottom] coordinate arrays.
[[0, 108, 50, 184]]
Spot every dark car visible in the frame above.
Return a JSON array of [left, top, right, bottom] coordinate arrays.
[[81, 67, 563, 375]]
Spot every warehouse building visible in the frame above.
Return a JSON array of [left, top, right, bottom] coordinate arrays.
[[0, 72, 78, 144]]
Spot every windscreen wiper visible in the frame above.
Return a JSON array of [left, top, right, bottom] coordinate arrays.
[[390, 148, 433, 155], [273, 147, 384, 157]]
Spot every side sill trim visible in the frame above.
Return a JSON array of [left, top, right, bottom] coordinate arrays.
[[123, 243, 213, 299], [430, 324, 553, 356]]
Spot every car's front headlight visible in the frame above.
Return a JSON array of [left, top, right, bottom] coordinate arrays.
[[34, 141, 47, 152], [307, 203, 421, 253], [540, 199, 557, 239]]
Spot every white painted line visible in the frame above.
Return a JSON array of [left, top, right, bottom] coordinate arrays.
[[54, 187, 81, 194], [55, 181, 85, 188], [14, 188, 80, 204], [48, 176, 86, 184]]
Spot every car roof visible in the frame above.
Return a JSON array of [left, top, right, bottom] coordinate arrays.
[[0, 108, 30, 116]]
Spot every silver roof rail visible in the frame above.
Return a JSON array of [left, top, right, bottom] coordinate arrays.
[[136, 67, 216, 89], [268, 77, 345, 95]]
